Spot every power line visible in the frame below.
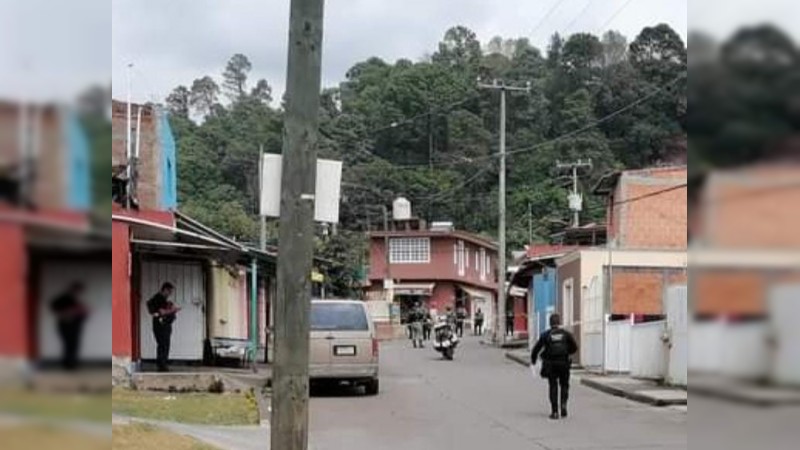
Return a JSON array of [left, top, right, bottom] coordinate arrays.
[[391, 74, 684, 201], [613, 183, 687, 206], [563, 0, 597, 35], [530, 0, 570, 40], [596, 0, 637, 34]]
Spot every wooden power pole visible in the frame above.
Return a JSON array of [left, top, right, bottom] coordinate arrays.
[[271, 1, 325, 449]]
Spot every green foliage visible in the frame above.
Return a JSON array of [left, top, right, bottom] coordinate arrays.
[[169, 24, 687, 295]]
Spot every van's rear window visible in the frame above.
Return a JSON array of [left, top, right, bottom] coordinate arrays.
[[311, 303, 369, 331]]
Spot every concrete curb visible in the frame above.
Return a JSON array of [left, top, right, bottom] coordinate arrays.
[[505, 351, 529, 367], [255, 389, 271, 427], [580, 377, 687, 407], [688, 383, 800, 407]]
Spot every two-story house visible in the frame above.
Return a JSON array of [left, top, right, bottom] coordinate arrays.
[[366, 198, 498, 339]]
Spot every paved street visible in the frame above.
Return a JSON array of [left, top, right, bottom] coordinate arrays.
[[309, 336, 686, 450]]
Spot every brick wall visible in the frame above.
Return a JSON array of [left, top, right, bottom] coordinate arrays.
[[612, 167, 687, 249], [611, 266, 687, 314], [0, 104, 68, 209], [111, 101, 162, 210], [693, 269, 767, 316], [703, 168, 800, 249]]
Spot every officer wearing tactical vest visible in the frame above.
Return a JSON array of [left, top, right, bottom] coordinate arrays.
[[530, 313, 578, 419]]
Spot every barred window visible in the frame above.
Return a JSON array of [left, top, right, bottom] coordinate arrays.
[[390, 238, 431, 263]]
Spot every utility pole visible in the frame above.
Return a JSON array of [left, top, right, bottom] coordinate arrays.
[[528, 202, 533, 245], [477, 78, 530, 345], [382, 205, 393, 304], [556, 159, 592, 228], [428, 105, 434, 169], [271, 1, 324, 449]]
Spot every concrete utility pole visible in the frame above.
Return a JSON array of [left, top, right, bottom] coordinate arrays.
[[478, 79, 530, 345], [271, 1, 324, 449], [556, 159, 592, 228], [381, 204, 393, 304]]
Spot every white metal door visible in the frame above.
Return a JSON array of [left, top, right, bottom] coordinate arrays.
[[666, 285, 688, 386], [140, 260, 206, 360], [770, 284, 800, 386], [38, 261, 112, 361]]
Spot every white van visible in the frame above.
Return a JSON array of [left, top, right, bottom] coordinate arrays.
[[310, 300, 380, 395]]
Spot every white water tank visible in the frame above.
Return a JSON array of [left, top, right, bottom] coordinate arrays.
[[393, 197, 411, 220]]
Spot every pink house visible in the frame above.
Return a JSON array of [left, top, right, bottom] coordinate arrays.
[[366, 219, 498, 338]]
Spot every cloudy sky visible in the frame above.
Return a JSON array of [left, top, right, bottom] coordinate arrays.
[[111, 0, 689, 105], [5, 1, 799, 104]]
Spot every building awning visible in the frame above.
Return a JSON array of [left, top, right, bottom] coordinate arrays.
[[509, 286, 528, 297], [394, 283, 435, 296], [460, 286, 492, 301]]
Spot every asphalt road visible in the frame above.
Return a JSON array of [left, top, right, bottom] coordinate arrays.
[[309, 336, 686, 450]]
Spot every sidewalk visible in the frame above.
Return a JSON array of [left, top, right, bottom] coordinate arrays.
[[113, 414, 269, 450], [690, 374, 800, 407], [504, 349, 687, 407]]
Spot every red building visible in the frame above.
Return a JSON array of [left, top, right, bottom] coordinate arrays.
[[365, 200, 498, 339], [0, 100, 110, 374]]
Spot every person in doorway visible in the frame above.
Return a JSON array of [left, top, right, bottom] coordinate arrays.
[[50, 282, 90, 371], [530, 313, 578, 420], [408, 302, 425, 349], [474, 308, 485, 336], [506, 310, 515, 338], [455, 304, 467, 338], [147, 282, 181, 372]]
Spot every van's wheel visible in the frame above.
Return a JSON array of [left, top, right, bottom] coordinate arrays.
[[365, 378, 379, 396]]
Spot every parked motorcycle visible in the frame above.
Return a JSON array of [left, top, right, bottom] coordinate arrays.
[[432, 319, 459, 360]]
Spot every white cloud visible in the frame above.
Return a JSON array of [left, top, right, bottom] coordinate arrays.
[[111, 0, 689, 104]]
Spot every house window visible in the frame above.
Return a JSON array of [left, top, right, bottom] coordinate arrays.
[[465, 245, 470, 269], [457, 240, 465, 276], [453, 243, 458, 265], [475, 251, 479, 273], [479, 249, 486, 281], [390, 238, 431, 264]]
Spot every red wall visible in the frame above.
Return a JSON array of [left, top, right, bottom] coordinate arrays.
[[112, 220, 132, 357], [369, 235, 497, 291], [0, 223, 30, 357], [513, 297, 528, 335], [429, 282, 456, 313]]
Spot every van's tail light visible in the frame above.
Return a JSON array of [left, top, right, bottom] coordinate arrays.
[[372, 338, 379, 358]]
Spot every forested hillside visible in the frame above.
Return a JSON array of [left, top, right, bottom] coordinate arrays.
[[164, 24, 688, 295]]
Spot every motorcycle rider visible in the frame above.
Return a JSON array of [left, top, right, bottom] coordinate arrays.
[[531, 313, 578, 420]]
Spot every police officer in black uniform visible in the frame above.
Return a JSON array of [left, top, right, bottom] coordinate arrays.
[[531, 313, 578, 419], [147, 282, 180, 372]]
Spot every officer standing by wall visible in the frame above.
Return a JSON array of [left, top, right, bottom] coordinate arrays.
[[530, 313, 578, 419], [147, 282, 181, 372]]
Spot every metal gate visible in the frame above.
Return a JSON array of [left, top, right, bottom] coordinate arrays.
[[139, 260, 206, 360], [665, 285, 688, 386], [770, 284, 800, 386]]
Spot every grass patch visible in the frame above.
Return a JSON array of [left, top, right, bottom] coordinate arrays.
[[0, 389, 110, 423], [112, 388, 258, 426], [0, 424, 110, 450], [113, 423, 219, 450]]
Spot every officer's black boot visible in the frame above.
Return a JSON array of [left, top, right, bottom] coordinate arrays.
[[560, 404, 568, 418]]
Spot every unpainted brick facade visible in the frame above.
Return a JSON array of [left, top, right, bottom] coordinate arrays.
[[111, 100, 164, 210], [611, 266, 687, 315], [0, 103, 69, 210], [607, 166, 687, 250]]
